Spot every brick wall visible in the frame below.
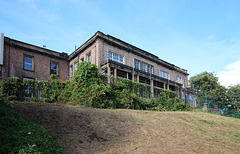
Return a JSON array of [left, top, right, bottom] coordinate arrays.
[[69, 40, 99, 69], [1, 32, 188, 86], [97, 39, 188, 87], [2, 43, 68, 81]]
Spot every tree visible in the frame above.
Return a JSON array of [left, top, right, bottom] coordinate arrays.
[[189, 72, 227, 106], [189, 72, 218, 92], [227, 84, 240, 111]]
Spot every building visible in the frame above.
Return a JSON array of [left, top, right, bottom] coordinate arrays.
[[0, 33, 69, 81], [0, 31, 198, 107]]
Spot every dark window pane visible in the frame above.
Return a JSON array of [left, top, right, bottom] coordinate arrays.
[[50, 62, 58, 75], [25, 64, 32, 70], [25, 57, 32, 63], [50, 69, 57, 75], [51, 63, 57, 69], [24, 56, 33, 70], [135, 61, 140, 69]]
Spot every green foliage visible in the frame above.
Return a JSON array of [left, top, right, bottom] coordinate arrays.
[[227, 84, 240, 111], [39, 79, 65, 103], [0, 62, 189, 112], [73, 62, 101, 85], [0, 77, 22, 99], [50, 74, 57, 80], [189, 72, 218, 92], [22, 79, 37, 99], [114, 78, 148, 96], [57, 62, 187, 111], [0, 100, 63, 153], [113, 78, 149, 109], [189, 71, 240, 118], [147, 90, 190, 111], [189, 71, 228, 106]]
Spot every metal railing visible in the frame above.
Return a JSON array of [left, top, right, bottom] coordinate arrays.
[[99, 50, 173, 79]]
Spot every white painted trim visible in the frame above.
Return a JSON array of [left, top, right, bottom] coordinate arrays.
[[0, 33, 4, 65]]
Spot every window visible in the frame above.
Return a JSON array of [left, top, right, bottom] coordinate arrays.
[[142, 63, 147, 72], [24, 55, 34, 71], [69, 65, 73, 78], [37, 80, 42, 99], [182, 78, 185, 88], [177, 76, 181, 82], [182, 93, 185, 103], [108, 51, 123, 64], [135, 60, 140, 70], [50, 62, 58, 75], [189, 95, 196, 108], [23, 78, 34, 98], [87, 52, 91, 63], [160, 71, 168, 79], [74, 62, 78, 71], [177, 76, 185, 87], [80, 58, 84, 62], [148, 65, 153, 74]]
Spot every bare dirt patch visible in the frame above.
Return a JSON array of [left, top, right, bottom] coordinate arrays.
[[13, 102, 240, 154]]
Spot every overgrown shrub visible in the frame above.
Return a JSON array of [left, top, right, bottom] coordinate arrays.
[[147, 90, 190, 111], [58, 62, 123, 108], [0, 77, 22, 99], [0, 62, 189, 111]]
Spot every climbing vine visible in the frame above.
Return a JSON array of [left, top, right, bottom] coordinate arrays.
[[0, 62, 190, 111]]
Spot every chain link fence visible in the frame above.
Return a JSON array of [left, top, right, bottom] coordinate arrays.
[[196, 93, 240, 119]]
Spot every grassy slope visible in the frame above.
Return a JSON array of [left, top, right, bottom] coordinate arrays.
[[13, 102, 240, 154], [0, 101, 64, 153]]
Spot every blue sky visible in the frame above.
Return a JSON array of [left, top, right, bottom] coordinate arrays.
[[1, 0, 240, 87]]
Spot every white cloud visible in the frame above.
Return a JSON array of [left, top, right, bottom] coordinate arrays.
[[20, 0, 59, 21], [217, 60, 240, 87]]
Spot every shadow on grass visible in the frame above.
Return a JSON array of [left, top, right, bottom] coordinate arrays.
[[14, 102, 138, 154]]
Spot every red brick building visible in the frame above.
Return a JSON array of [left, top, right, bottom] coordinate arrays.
[[0, 34, 68, 81], [0, 31, 198, 106]]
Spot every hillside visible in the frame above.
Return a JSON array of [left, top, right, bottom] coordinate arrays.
[[13, 102, 240, 154]]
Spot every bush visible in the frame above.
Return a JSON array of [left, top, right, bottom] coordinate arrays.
[[0, 77, 22, 100], [0, 62, 188, 112], [147, 90, 190, 111], [40, 79, 65, 103]]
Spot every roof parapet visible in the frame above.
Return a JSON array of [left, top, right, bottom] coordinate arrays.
[[4, 36, 69, 60]]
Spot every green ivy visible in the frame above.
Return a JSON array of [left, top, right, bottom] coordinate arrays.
[[0, 77, 22, 99], [0, 62, 190, 111]]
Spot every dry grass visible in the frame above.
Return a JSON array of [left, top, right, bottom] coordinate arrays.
[[13, 102, 240, 154]]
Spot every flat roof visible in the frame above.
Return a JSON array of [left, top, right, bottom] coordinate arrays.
[[70, 31, 188, 75], [4, 36, 68, 60]]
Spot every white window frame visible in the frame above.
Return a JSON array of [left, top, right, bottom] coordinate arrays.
[[87, 52, 91, 63], [142, 63, 147, 72], [160, 71, 169, 79], [108, 51, 124, 64], [74, 62, 78, 71], [69, 65, 73, 78], [135, 60, 140, 70], [50, 62, 58, 76], [189, 95, 196, 108], [23, 78, 34, 98], [182, 77, 185, 88], [148, 65, 154, 74], [177, 76, 185, 87], [24, 55, 34, 71], [177, 76, 181, 83]]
